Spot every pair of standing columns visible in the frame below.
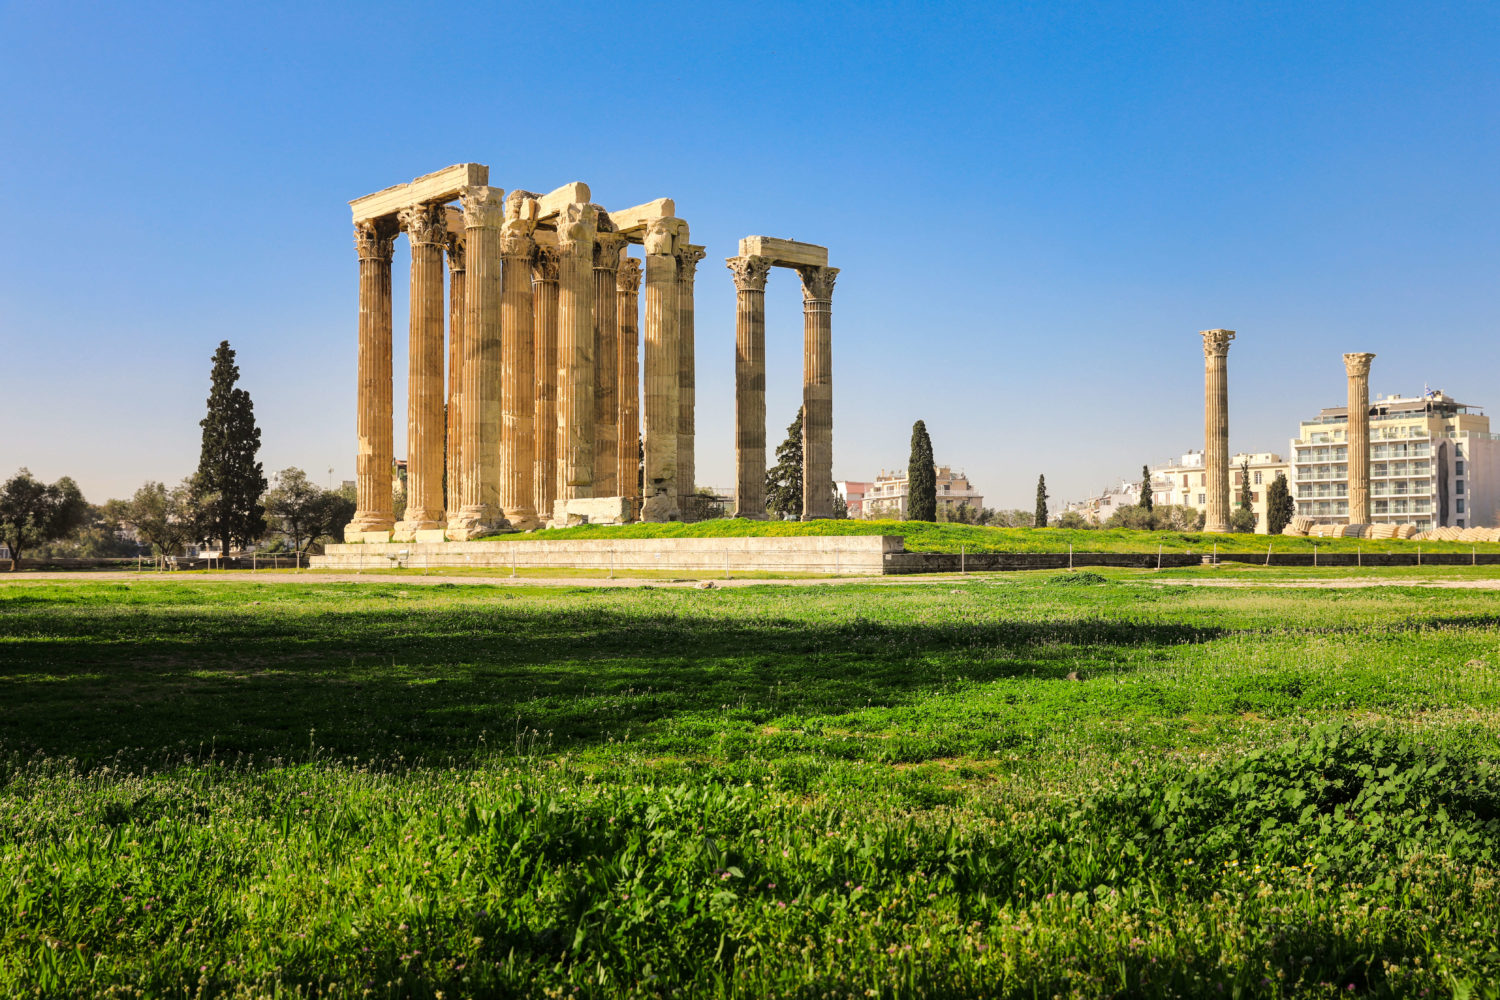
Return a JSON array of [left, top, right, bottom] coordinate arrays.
[[727, 256, 839, 520]]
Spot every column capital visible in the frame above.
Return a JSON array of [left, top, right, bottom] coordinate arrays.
[[1200, 328, 1236, 358], [398, 203, 446, 246], [726, 255, 772, 292], [617, 257, 642, 294], [531, 244, 561, 283], [594, 232, 629, 271], [354, 220, 396, 262], [556, 202, 597, 255], [1343, 352, 1376, 377], [676, 244, 707, 283], [459, 185, 506, 229], [444, 230, 465, 272], [797, 264, 839, 303], [644, 216, 686, 256]]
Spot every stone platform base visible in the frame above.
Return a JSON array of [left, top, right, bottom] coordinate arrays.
[[310, 535, 900, 575]]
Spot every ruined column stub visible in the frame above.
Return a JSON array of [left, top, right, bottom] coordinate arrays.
[[1200, 328, 1235, 534], [1344, 352, 1376, 525]]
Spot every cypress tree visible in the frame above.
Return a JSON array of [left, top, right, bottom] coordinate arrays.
[[907, 420, 937, 522], [1266, 472, 1295, 535], [1034, 475, 1049, 528], [1238, 458, 1253, 511], [195, 341, 266, 554], [764, 407, 804, 518], [1139, 464, 1154, 510]]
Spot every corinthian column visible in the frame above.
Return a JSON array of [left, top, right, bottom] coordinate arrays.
[[499, 191, 540, 529], [676, 244, 706, 518], [393, 204, 446, 540], [617, 258, 642, 508], [1201, 328, 1236, 533], [531, 245, 560, 521], [1344, 352, 1376, 524], [447, 185, 506, 540], [444, 230, 465, 519], [556, 203, 597, 505], [347, 219, 397, 539], [727, 255, 772, 519], [641, 218, 683, 522], [592, 231, 627, 497], [798, 265, 838, 520]]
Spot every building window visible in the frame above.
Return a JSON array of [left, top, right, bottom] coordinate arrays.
[[1251, 492, 1259, 503], [1199, 473, 1206, 486], [1457, 480, 1465, 494], [1457, 498, 1466, 514], [1456, 461, 1465, 476], [1253, 471, 1263, 485], [1197, 493, 1206, 505]]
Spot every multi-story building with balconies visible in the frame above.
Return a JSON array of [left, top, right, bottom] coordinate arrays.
[[861, 466, 984, 520], [1289, 390, 1500, 530]]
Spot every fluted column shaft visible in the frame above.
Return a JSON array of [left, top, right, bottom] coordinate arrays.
[[676, 245, 706, 517], [593, 234, 626, 497], [641, 218, 682, 522], [499, 191, 540, 528], [348, 220, 396, 537], [444, 233, 465, 518], [531, 247, 560, 521], [799, 266, 839, 520], [1201, 328, 1236, 533], [1344, 352, 1376, 524], [727, 256, 771, 519], [556, 203, 597, 505], [393, 204, 447, 539], [617, 259, 642, 507], [447, 185, 506, 539]]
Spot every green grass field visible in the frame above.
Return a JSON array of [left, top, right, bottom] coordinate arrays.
[[474, 518, 1500, 556], [2, 573, 1499, 998]]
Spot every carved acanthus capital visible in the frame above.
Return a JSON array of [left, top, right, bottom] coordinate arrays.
[[500, 233, 535, 259], [531, 244, 561, 283], [593, 232, 628, 271], [1200, 328, 1236, 358], [1343, 352, 1376, 378], [643, 217, 684, 256], [676, 244, 707, 283], [502, 190, 540, 240], [726, 255, 772, 292], [797, 265, 839, 303], [354, 220, 397, 262], [398, 203, 446, 246], [444, 230, 465, 272], [556, 202, 597, 255], [459, 186, 505, 229], [616, 258, 642, 294]]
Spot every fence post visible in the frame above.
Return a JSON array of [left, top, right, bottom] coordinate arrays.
[[960, 544, 965, 575], [1358, 545, 1361, 568], [1417, 545, 1421, 566], [1068, 543, 1073, 571], [724, 549, 729, 580], [1473, 545, 1476, 566], [1213, 541, 1217, 566], [1265, 542, 1271, 567], [1157, 544, 1162, 571], [1313, 544, 1318, 567]]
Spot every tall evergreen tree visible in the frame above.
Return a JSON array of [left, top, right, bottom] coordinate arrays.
[[764, 407, 804, 519], [1238, 458, 1253, 511], [195, 341, 266, 553], [1266, 471, 1295, 535], [1034, 475, 1049, 528], [907, 420, 937, 522], [1139, 464, 1154, 510]]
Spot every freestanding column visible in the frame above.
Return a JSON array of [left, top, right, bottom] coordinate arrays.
[[1200, 328, 1236, 533], [393, 203, 447, 540], [444, 230, 466, 518], [555, 202, 597, 508], [641, 218, 683, 521], [798, 265, 839, 520], [617, 258, 643, 508], [499, 191, 540, 529], [726, 255, 772, 519], [347, 219, 397, 539], [1344, 352, 1376, 524], [531, 246, 561, 521], [447, 185, 506, 539], [676, 244, 706, 518], [592, 232, 627, 497]]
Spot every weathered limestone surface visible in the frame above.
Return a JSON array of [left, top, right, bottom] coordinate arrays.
[[347, 219, 397, 539], [550, 496, 633, 526], [393, 204, 448, 540], [1201, 329, 1236, 534], [531, 246, 561, 522], [444, 230, 465, 519], [641, 218, 684, 521], [350, 164, 488, 223], [606, 198, 676, 235], [617, 259, 642, 506], [592, 232, 627, 497], [738, 236, 828, 268], [556, 202, 596, 501], [727, 255, 772, 518], [799, 266, 838, 519], [499, 191, 540, 529], [675, 245, 706, 517], [1344, 352, 1376, 525], [447, 186, 507, 540]]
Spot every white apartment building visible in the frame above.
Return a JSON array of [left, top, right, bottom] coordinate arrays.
[[1290, 390, 1500, 530], [1149, 450, 1290, 533], [861, 465, 984, 520]]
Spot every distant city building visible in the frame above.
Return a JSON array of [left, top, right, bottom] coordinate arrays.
[[835, 481, 872, 518], [1149, 450, 1290, 533], [1289, 390, 1499, 530], [861, 466, 984, 520], [1063, 478, 1156, 524]]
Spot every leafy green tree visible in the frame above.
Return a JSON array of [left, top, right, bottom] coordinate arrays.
[[119, 479, 197, 564], [1139, 465, 1154, 511], [0, 469, 88, 568], [830, 488, 849, 520], [953, 501, 972, 524], [907, 421, 937, 522], [194, 341, 267, 553], [1266, 472, 1295, 535], [264, 468, 354, 557], [1055, 510, 1092, 529], [765, 407, 803, 519], [1034, 475, 1049, 528], [1238, 458, 1253, 512], [1229, 458, 1257, 532]]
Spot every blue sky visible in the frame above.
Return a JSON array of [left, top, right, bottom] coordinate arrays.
[[2, 1, 1496, 508]]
